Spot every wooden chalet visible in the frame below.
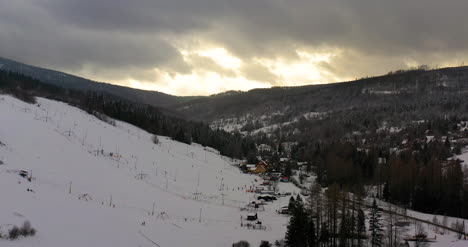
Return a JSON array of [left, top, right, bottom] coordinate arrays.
[[249, 160, 269, 174]]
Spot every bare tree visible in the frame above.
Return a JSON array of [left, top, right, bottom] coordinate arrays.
[[442, 215, 448, 234], [152, 135, 159, 144], [431, 216, 439, 234], [452, 220, 465, 240], [414, 221, 428, 247], [386, 204, 396, 247], [307, 181, 322, 240]]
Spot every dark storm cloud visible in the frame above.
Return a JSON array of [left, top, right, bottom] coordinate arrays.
[[1, 0, 468, 93], [0, 0, 191, 76], [205, 0, 468, 63], [241, 61, 280, 84]]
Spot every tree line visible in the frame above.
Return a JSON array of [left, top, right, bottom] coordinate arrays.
[[284, 183, 387, 247], [287, 137, 467, 219]]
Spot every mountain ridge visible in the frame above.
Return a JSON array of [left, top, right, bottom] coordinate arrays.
[[3, 55, 468, 126], [0, 56, 200, 108]]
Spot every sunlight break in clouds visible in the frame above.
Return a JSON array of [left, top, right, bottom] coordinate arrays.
[[196, 48, 243, 70], [120, 46, 345, 96], [127, 70, 271, 96]]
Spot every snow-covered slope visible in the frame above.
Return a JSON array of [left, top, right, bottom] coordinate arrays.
[[0, 95, 291, 246]]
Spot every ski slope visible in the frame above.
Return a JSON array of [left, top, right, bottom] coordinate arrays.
[[0, 95, 293, 246]]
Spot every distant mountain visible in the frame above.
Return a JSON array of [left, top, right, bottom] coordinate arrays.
[[3, 56, 468, 132], [0, 56, 200, 107], [171, 66, 468, 124]]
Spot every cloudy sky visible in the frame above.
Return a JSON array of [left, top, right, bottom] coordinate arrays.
[[1, 0, 467, 96]]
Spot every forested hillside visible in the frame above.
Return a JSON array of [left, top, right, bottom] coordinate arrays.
[[174, 66, 468, 122], [0, 57, 199, 107], [0, 71, 255, 159], [185, 66, 468, 219]]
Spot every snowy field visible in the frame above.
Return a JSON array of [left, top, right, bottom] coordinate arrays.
[[374, 199, 468, 247], [0, 95, 294, 246]]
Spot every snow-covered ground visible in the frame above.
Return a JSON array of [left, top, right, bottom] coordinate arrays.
[[373, 199, 468, 247], [458, 149, 468, 169], [0, 95, 294, 246], [457, 149, 468, 186]]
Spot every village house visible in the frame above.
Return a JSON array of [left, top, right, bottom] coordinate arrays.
[[249, 160, 270, 174]]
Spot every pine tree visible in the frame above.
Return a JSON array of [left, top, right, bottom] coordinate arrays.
[[308, 182, 322, 241], [319, 222, 330, 246], [285, 203, 308, 247], [307, 218, 316, 247], [369, 199, 383, 247], [233, 240, 250, 247], [382, 183, 390, 201], [348, 209, 356, 247], [357, 209, 366, 247], [260, 240, 272, 247], [339, 216, 348, 247], [326, 183, 341, 247], [284, 163, 292, 177], [296, 194, 303, 206], [288, 196, 296, 211], [338, 194, 348, 247]]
